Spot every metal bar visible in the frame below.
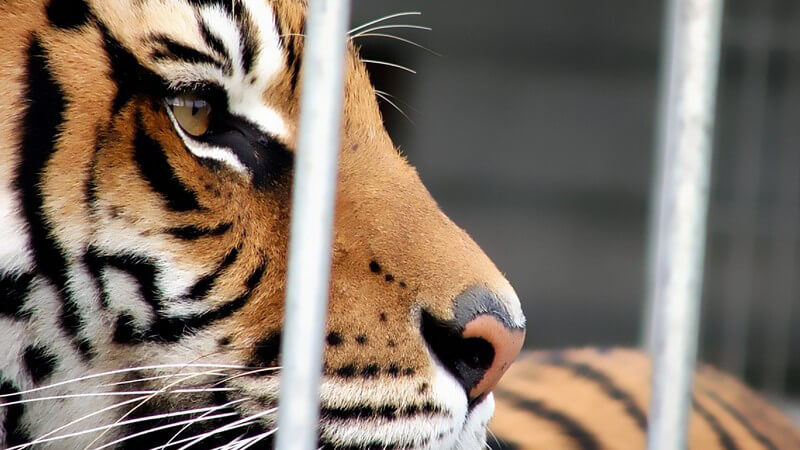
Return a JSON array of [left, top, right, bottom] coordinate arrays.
[[644, 0, 724, 448], [275, 0, 351, 449]]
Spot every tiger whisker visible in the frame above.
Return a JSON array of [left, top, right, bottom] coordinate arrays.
[[97, 370, 234, 388], [210, 366, 281, 387], [0, 388, 235, 408], [7, 396, 150, 450], [348, 11, 422, 35], [83, 371, 229, 450], [225, 428, 277, 450], [351, 24, 432, 39], [375, 90, 415, 124], [213, 433, 249, 450], [175, 407, 277, 450], [211, 432, 250, 450], [351, 33, 441, 56], [155, 398, 251, 450], [9, 403, 236, 448], [87, 411, 240, 450], [361, 59, 417, 74], [0, 364, 250, 398]]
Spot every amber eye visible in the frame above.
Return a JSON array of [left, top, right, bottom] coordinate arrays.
[[166, 94, 212, 137]]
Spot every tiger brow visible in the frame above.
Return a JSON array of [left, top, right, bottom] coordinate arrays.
[[149, 34, 228, 74]]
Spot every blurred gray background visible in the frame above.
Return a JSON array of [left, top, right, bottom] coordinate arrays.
[[350, 1, 800, 397]]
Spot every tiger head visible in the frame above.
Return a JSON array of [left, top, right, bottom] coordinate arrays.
[[0, 0, 525, 448]]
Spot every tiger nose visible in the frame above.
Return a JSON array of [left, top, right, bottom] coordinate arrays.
[[421, 286, 525, 403]]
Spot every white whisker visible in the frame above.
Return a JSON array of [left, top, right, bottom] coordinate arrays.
[[352, 24, 432, 39], [211, 367, 280, 387], [88, 411, 240, 450], [361, 59, 416, 74], [175, 408, 277, 450], [0, 364, 249, 399], [352, 33, 441, 56], [375, 90, 415, 124], [348, 11, 422, 35], [83, 371, 229, 450], [9, 404, 236, 448], [97, 371, 233, 389], [0, 388, 234, 408], [155, 398, 251, 450], [9, 396, 152, 450], [238, 428, 277, 450], [223, 428, 277, 450]]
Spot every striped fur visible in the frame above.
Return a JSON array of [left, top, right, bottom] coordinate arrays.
[[2, 1, 793, 449], [490, 349, 800, 450], [0, 0, 526, 448]]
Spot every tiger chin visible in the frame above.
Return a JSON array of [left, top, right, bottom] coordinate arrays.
[[0, 0, 525, 449]]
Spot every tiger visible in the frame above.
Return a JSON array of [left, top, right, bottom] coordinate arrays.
[[489, 348, 800, 449], [0, 0, 527, 448], [0, 1, 797, 449]]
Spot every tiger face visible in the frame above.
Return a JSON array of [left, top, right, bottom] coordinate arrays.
[[0, 0, 525, 448]]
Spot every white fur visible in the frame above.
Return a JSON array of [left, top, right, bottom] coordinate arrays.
[[0, 184, 33, 276]]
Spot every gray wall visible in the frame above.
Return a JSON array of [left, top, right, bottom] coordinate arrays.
[[351, 1, 800, 393]]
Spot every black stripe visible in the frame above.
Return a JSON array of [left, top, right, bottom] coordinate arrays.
[[22, 345, 58, 385], [0, 273, 34, 319], [101, 253, 163, 313], [0, 377, 31, 447], [83, 247, 110, 309], [150, 35, 227, 73], [320, 402, 444, 422], [494, 389, 600, 450], [98, 24, 166, 114], [17, 36, 92, 360], [487, 438, 520, 450], [113, 314, 139, 344], [198, 19, 234, 75], [232, 1, 259, 74], [46, 0, 91, 30], [546, 354, 648, 430], [693, 396, 740, 450], [167, 222, 232, 240], [701, 389, 778, 450], [186, 0, 259, 73], [133, 114, 203, 212], [189, 246, 240, 299], [186, 0, 234, 15], [251, 332, 281, 368], [274, 14, 301, 91], [147, 262, 265, 342]]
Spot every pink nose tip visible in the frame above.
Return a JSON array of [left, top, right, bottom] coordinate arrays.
[[461, 314, 525, 400], [420, 286, 525, 403]]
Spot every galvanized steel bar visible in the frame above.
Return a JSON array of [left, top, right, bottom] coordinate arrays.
[[644, 0, 724, 449], [275, 0, 351, 449]]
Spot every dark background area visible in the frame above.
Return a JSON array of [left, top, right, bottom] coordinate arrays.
[[350, 1, 800, 398]]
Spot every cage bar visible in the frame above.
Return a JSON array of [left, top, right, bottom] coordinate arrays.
[[275, 1, 351, 449], [644, 0, 724, 449]]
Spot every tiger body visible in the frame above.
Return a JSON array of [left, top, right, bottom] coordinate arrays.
[[490, 349, 800, 450]]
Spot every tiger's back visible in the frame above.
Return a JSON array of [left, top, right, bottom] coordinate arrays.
[[490, 348, 800, 449]]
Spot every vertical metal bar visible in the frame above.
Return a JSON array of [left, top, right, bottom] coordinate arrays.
[[645, 0, 724, 448], [275, 1, 351, 449]]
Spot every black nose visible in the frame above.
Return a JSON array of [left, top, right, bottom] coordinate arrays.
[[421, 287, 525, 404]]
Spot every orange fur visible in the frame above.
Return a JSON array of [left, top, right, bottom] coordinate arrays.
[[490, 349, 800, 449]]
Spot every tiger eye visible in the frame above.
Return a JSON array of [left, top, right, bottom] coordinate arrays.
[[168, 94, 212, 137]]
